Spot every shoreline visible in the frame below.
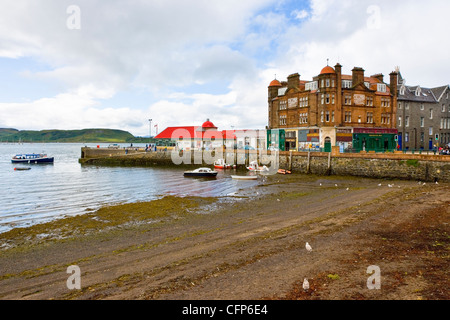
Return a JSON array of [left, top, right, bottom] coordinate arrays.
[[0, 174, 448, 300]]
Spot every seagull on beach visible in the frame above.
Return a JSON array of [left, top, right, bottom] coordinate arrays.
[[303, 278, 310, 291], [305, 242, 312, 252]]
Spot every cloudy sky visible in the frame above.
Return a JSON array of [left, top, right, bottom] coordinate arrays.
[[0, 0, 449, 136]]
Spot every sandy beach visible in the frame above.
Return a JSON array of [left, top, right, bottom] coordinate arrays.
[[0, 174, 448, 300]]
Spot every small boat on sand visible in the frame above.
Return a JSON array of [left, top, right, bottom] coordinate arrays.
[[231, 175, 258, 180], [247, 161, 269, 172], [214, 159, 236, 170], [184, 167, 218, 177], [277, 169, 292, 175]]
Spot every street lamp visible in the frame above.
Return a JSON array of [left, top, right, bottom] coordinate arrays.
[[149, 119, 152, 141]]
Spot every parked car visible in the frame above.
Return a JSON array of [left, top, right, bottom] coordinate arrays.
[[108, 144, 120, 149], [439, 148, 450, 155]]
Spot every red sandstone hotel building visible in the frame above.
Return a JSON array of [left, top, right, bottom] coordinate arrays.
[[268, 63, 399, 151]]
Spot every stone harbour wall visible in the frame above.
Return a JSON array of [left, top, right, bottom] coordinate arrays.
[[80, 147, 450, 182], [277, 151, 450, 182]]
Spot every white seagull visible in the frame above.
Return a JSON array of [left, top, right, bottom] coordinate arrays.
[[303, 278, 310, 291], [305, 242, 312, 252]]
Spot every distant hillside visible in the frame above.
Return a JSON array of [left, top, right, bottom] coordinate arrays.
[[0, 128, 137, 143]]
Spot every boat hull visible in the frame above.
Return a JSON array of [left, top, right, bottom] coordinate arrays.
[[247, 168, 268, 172], [214, 165, 229, 169], [214, 165, 236, 169], [231, 175, 257, 180], [14, 167, 31, 171], [11, 157, 54, 164], [184, 172, 218, 177]]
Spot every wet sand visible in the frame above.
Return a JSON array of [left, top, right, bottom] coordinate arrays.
[[0, 174, 448, 300]]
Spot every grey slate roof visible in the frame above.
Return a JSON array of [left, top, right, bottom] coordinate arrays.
[[398, 85, 438, 103], [430, 85, 449, 102]]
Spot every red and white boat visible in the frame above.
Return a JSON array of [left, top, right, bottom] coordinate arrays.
[[214, 159, 236, 170], [247, 161, 269, 172]]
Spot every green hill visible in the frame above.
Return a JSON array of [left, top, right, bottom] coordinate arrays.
[[0, 128, 137, 143]]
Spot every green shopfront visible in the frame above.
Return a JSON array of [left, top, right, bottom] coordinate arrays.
[[352, 128, 398, 152], [267, 129, 286, 151]]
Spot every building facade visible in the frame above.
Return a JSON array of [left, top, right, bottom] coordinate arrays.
[[268, 63, 399, 152], [396, 71, 450, 151], [155, 120, 267, 151]]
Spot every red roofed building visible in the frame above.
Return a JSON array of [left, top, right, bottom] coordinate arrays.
[[155, 119, 238, 150], [155, 126, 199, 140]]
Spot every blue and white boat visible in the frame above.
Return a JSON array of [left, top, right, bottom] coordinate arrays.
[[11, 153, 54, 164]]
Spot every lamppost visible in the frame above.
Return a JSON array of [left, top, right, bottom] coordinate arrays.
[[149, 119, 152, 142]]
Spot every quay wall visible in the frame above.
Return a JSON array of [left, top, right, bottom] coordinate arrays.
[[79, 147, 450, 182], [278, 152, 450, 182]]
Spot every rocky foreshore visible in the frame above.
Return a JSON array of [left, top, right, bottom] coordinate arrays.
[[0, 174, 448, 300]]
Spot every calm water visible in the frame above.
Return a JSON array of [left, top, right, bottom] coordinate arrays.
[[0, 143, 259, 234]]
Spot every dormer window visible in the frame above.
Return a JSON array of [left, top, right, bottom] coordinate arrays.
[[305, 81, 318, 91], [377, 84, 387, 92], [342, 80, 352, 88], [400, 85, 406, 95], [415, 86, 421, 96]]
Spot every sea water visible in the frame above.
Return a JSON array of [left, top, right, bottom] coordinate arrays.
[[0, 143, 259, 233]]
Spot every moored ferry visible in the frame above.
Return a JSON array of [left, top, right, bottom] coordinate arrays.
[[11, 153, 54, 164]]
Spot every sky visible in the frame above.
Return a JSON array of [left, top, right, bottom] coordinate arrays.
[[0, 0, 449, 137]]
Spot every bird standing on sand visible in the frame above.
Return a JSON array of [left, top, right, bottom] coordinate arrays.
[[303, 278, 310, 291], [305, 242, 312, 252]]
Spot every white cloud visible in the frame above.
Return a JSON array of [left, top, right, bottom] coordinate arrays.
[[0, 0, 449, 137], [292, 9, 309, 20], [270, 0, 450, 87]]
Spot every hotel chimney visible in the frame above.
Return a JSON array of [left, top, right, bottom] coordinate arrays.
[[287, 73, 300, 90], [352, 67, 365, 86]]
